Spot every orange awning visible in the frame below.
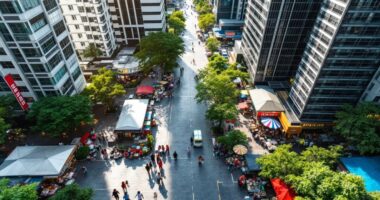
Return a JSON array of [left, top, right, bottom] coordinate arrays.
[[271, 178, 296, 200]]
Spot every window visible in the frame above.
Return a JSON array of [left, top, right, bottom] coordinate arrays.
[[78, 6, 84, 12], [43, 0, 57, 12], [11, 74, 22, 81], [68, 5, 73, 10], [59, 36, 70, 49], [19, 86, 29, 92], [86, 34, 93, 39], [30, 14, 47, 32], [31, 64, 46, 72], [53, 21, 66, 36], [0, 23, 14, 42], [61, 78, 73, 94], [20, 64, 31, 73], [75, 24, 80, 29], [81, 16, 88, 22], [85, 7, 92, 13], [78, 33, 82, 38], [0, 48, 6, 55], [38, 78, 54, 85], [72, 66, 82, 80], [0, 1, 22, 14], [27, 77, 38, 86], [84, 26, 90, 31], [19, 0, 40, 11], [48, 53, 62, 70], [80, 42, 85, 46], [0, 62, 15, 69], [22, 48, 41, 57], [40, 36, 56, 53], [71, 15, 77, 20], [63, 45, 74, 59], [8, 23, 31, 41], [11, 49, 25, 61], [54, 65, 67, 83]]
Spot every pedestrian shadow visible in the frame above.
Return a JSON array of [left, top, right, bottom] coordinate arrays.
[[159, 184, 168, 199], [148, 174, 155, 189]]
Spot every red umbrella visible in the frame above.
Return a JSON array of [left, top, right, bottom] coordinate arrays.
[[271, 178, 296, 200], [136, 85, 154, 95]]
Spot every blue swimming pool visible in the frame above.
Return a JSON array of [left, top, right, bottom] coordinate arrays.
[[340, 156, 380, 192]]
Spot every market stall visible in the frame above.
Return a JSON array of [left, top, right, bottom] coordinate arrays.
[[136, 85, 155, 97], [115, 99, 150, 134]]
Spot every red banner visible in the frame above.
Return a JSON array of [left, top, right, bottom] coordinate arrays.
[[257, 112, 280, 117], [4, 74, 29, 110]]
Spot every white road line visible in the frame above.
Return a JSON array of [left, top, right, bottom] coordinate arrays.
[[230, 173, 237, 183], [216, 180, 222, 200]]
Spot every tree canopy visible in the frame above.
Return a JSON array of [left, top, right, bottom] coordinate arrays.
[[198, 13, 215, 31], [334, 102, 380, 154], [217, 130, 248, 150], [207, 54, 228, 72], [82, 43, 102, 59], [257, 144, 371, 200], [27, 95, 93, 137], [135, 32, 185, 72], [206, 37, 221, 52], [83, 67, 126, 111], [168, 15, 185, 35], [171, 10, 185, 22], [50, 184, 93, 200], [0, 178, 38, 200], [206, 103, 238, 128]]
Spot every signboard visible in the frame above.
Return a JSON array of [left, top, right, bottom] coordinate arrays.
[[257, 111, 280, 117], [225, 31, 236, 36], [4, 74, 29, 110]]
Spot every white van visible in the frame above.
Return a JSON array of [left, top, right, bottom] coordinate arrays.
[[193, 130, 203, 147]]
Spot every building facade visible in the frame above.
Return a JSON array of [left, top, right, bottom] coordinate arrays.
[[108, 0, 166, 46], [241, 0, 322, 83], [0, 0, 86, 105], [288, 0, 380, 122], [214, 0, 247, 22], [59, 0, 117, 57]]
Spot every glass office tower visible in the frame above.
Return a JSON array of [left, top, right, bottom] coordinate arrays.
[[289, 0, 380, 122], [241, 0, 322, 83]]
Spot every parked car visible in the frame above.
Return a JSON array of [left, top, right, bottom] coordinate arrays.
[[221, 49, 228, 58]]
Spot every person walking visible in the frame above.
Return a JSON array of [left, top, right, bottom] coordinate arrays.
[[121, 181, 127, 192], [145, 163, 151, 175], [153, 192, 158, 200], [135, 191, 144, 200], [157, 159, 163, 170], [156, 172, 162, 185], [123, 192, 130, 200], [112, 189, 120, 200], [81, 166, 87, 174], [165, 144, 170, 155], [173, 151, 178, 160], [150, 153, 155, 164], [149, 161, 153, 170]]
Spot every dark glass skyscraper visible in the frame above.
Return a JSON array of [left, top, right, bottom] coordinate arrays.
[[289, 0, 380, 122], [241, 0, 322, 83], [215, 0, 247, 22]]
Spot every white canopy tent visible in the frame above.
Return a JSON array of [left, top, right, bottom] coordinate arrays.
[[0, 145, 76, 177], [249, 88, 285, 112], [115, 99, 149, 131]]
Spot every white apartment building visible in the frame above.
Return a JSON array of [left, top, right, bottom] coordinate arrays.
[[59, 0, 116, 57], [0, 0, 86, 107], [108, 0, 166, 45]]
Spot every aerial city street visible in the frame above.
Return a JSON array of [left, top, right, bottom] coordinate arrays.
[[0, 0, 379, 200]]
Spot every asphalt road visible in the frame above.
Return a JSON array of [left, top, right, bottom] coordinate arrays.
[[76, 1, 246, 199]]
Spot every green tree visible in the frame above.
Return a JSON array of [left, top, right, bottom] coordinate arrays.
[[0, 178, 38, 200], [300, 145, 342, 168], [0, 118, 10, 144], [82, 43, 102, 59], [83, 67, 126, 112], [0, 95, 19, 119], [135, 32, 185, 72], [27, 95, 93, 137], [168, 15, 185, 35], [217, 130, 248, 150], [206, 37, 221, 52], [196, 3, 212, 14], [195, 71, 239, 105], [257, 144, 303, 179], [171, 10, 185, 22], [208, 54, 228, 72], [198, 13, 215, 31], [335, 103, 380, 154], [50, 184, 93, 200], [206, 103, 238, 129]]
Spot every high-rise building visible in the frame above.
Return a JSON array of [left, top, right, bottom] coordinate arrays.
[[59, 0, 117, 57], [214, 0, 247, 22], [108, 0, 166, 46], [288, 0, 380, 122], [0, 0, 86, 106], [241, 0, 322, 83]]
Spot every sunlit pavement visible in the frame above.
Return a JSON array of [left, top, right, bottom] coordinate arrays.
[[76, 0, 246, 199]]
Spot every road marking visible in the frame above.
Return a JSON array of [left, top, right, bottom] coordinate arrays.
[[216, 180, 222, 200], [169, 100, 173, 122], [189, 119, 193, 128], [230, 173, 238, 183]]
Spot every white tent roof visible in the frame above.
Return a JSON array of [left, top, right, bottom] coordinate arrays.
[[249, 88, 285, 112], [0, 145, 75, 177], [115, 99, 149, 131]]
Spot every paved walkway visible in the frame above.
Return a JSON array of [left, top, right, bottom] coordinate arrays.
[[236, 114, 268, 155]]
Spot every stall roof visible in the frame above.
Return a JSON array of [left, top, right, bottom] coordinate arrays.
[[249, 87, 285, 112], [340, 156, 380, 192], [271, 178, 296, 200], [245, 154, 261, 172], [136, 85, 154, 95], [115, 99, 149, 131], [0, 145, 76, 177]]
